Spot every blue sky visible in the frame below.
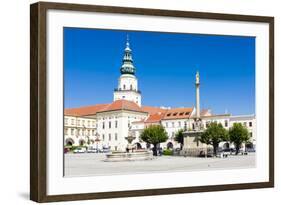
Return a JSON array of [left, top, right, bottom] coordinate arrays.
[[64, 27, 255, 115]]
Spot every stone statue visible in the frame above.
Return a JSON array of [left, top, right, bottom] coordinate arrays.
[[196, 71, 200, 84]]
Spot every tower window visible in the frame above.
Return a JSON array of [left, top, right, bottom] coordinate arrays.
[[130, 84, 133, 90], [123, 84, 126, 90], [122, 96, 125, 99]]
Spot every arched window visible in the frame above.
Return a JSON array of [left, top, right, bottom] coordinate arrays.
[[65, 138, 74, 146], [79, 139, 85, 146], [130, 84, 133, 90], [123, 84, 126, 90], [167, 142, 173, 150]]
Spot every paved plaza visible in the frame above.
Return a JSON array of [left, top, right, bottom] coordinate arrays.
[[64, 153, 256, 177]]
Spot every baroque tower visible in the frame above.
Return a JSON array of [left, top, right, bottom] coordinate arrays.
[[113, 36, 142, 106]]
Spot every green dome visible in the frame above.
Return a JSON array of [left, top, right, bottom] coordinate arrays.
[[120, 37, 136, 75]]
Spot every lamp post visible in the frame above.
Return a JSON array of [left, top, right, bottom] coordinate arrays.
[[205, 143, 208, 158], [95, 133, 100, 153]]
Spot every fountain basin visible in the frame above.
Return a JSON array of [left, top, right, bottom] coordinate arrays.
[[104, 151, 153, 162]]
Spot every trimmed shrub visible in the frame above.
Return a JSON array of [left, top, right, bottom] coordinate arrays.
[[163, 149, 173, 156]]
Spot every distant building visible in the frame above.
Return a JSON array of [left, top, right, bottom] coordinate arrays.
[[64, 37, 256, 151]]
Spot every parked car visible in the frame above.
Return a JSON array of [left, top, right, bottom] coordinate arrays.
[[64, 147, 70, 154], [222, 148, 233, 155], [101, 148, 111, 153], [239, 149, 248, 155], [73, 147, 86, 153], [217, 148, 233, 158], [246, 147, 256, 152], [87, 146, 98, 153]]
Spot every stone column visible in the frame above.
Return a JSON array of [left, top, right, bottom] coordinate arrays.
[[195, 71, 200, 119]]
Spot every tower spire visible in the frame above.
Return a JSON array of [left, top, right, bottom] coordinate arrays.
[[120, 35, 136, 75], [126, 34, 130, 48]]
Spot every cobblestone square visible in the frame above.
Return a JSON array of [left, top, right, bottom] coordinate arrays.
[[64, 153, 255, 177]]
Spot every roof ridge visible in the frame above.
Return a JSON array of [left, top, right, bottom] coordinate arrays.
[[65, 103, 110, 110]]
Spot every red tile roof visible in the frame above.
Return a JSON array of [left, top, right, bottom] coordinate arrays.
[[145, 112, 166, 123], [97, 100, 146, 113], [163, 108, 193, 120], [141, 106, 168, 115], [64, 101, 193, 121], [64, 104, 109, 116]]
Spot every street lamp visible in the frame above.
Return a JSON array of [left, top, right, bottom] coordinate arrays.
[[95, 133, 100, 153]]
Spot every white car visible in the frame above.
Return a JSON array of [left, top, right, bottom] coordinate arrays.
[[73, 147, 86, 153], [87, 147, 98, 153]]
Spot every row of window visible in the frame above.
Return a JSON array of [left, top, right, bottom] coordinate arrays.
[[65, 118, 96, 127], [244, 121, 253, 127], [65, 128, 95, 136], [99, 116, 139, 120], [102, 121, 118, 129], [203, 120, 253, 128], [164, 120, 252, 131], [204, 120, 229, 128], [122, 84, 135, 90], [162, 120, 229, 130], [101, 133, 118, 141], [102, 121, 133, 129], [137, 120, 253, 131], [163, 121, 187, 128]]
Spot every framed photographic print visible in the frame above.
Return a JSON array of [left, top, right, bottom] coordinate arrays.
[[30, 1, 274, 202]]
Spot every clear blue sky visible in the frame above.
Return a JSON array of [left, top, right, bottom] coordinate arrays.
[[64, 27, 255, 115]]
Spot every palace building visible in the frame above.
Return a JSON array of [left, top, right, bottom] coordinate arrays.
[[64, 37, 256, 152]]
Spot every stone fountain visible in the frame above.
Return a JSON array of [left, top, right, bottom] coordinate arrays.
[[104, 133, 153, 162]]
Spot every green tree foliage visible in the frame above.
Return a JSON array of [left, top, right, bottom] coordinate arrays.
[[199, 122, 229, 156], [229, 123, 250, 155], [175, 129, 184, 149], [140, 125, 168, 156]]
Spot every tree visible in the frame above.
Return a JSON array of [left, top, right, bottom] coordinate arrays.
[[140, 125, 168, 156], [199, 122, 229, 156], [229, 123, 250, 155], [175, 129, 184, 150]]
